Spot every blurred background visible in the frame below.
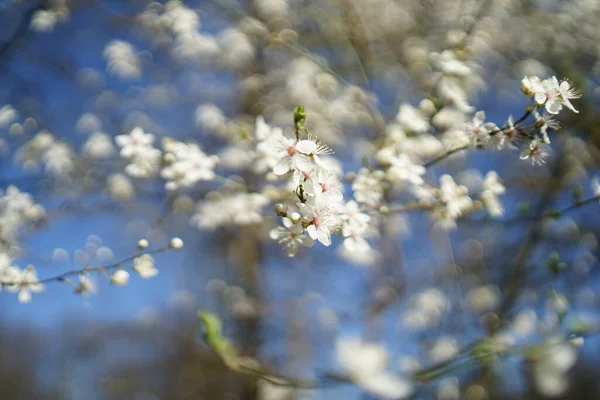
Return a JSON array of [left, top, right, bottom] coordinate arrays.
[[1, 0, 600, 399]]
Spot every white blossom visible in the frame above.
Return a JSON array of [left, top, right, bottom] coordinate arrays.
[[396, 103, 430, 133], [429, 336, 459, 363], [432, 175, 473, 229], [134, 254, 158, 279], [464, 111, 497, 148], [387, 154, 425, 186], [169, 237, 184, 249], [341, 223, 373, 256], [192, 192, 269, 229], [533, 110, 560, 144], [592, 176, 600, 197], [76, 113, 102, 133], [43, 142, 75, 176], [495, 115, 520, 150], [520, 138, 551, 166], [83, 132, 115, 159], [6, 265, 44, 303], [115, 127, 155, 158], [336, 337, 413, 399], [270, 134, 332, 175], [103, 40, 141, 79], [125, 147, 162, 178], [195, 104, 226, 133], [533, 340, 577, 398], [0, 105, 18, 128], [401, 289, 449, 329], [269, 217, 314, 257], [254, 116, 285, 173], [218, 28, 255, 68], [30, 10, 58, 32], [297, 198, 340, 246], [481, 171, 505, 217], [161, 142, 218, 190], [521, 76, 540, 95], [432, 50, 471, 77], [341, 200, 371, 230], [353, 168, 385, 206], [111, 270, 130, 286], [303, 167, 343, 202], [107, 174, 135, 201], [467, 285, 501, 313], [337, 200, 377, 263], [74, 274, 97, 295], [270, 133, 313, 175], [15, 131, 55, 170], [529, 76, 580, 115], [557, 79, 580, 113]]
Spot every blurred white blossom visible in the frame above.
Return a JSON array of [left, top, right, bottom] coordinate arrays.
[[336, 337, 413, 399], [103, 40, 142, 79]]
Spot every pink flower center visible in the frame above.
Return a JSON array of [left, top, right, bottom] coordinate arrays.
[[312, 216, 320, 227], [320, 182, 328, 192], [287, 146, 297, 157]]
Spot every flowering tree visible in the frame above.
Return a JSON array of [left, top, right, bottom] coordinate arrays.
[[1, 0, 600, 398]]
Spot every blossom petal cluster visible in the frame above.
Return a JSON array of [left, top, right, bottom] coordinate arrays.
[[115, 127, 162, 178], [522, 76, 580, 114], [192, 192, 269, 229], [336, 337, 413, 399], [250, 115, 382, 262], [0, 259, 44, 303], [161, 140, 218, 190]]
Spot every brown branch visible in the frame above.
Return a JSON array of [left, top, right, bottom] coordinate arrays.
[[424, 109, 534, 168], [424, 145, 468, 168], [460, 194, 600, 226]]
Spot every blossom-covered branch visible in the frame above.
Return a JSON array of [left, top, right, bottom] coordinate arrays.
[[0, 238, 183, 303]]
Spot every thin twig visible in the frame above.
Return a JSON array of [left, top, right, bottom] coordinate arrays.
[[424, 145, 468, 168], [0, 247, 170, 287], [424, 109, 533, 169], [461, 194, 600, 225]]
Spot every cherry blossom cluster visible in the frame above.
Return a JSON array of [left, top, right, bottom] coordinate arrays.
[[16, 130, 76, 177], [0, 186, 46, 255], [248, 108, 377, 263], [115, 127, 218, 189], [139, 0, 219, 63], [247, 71, 581, 256], [452, 76, 580, 167], [191, 78, 584, 259]]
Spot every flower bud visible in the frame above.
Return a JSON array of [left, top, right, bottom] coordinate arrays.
[[169, 237, 184, 249], [535, 117, 546, 129], [274, 203, 287, 216], [163, 152, 176, 164], [137, 239, 149, 249], [111, 270, 130, 286]]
